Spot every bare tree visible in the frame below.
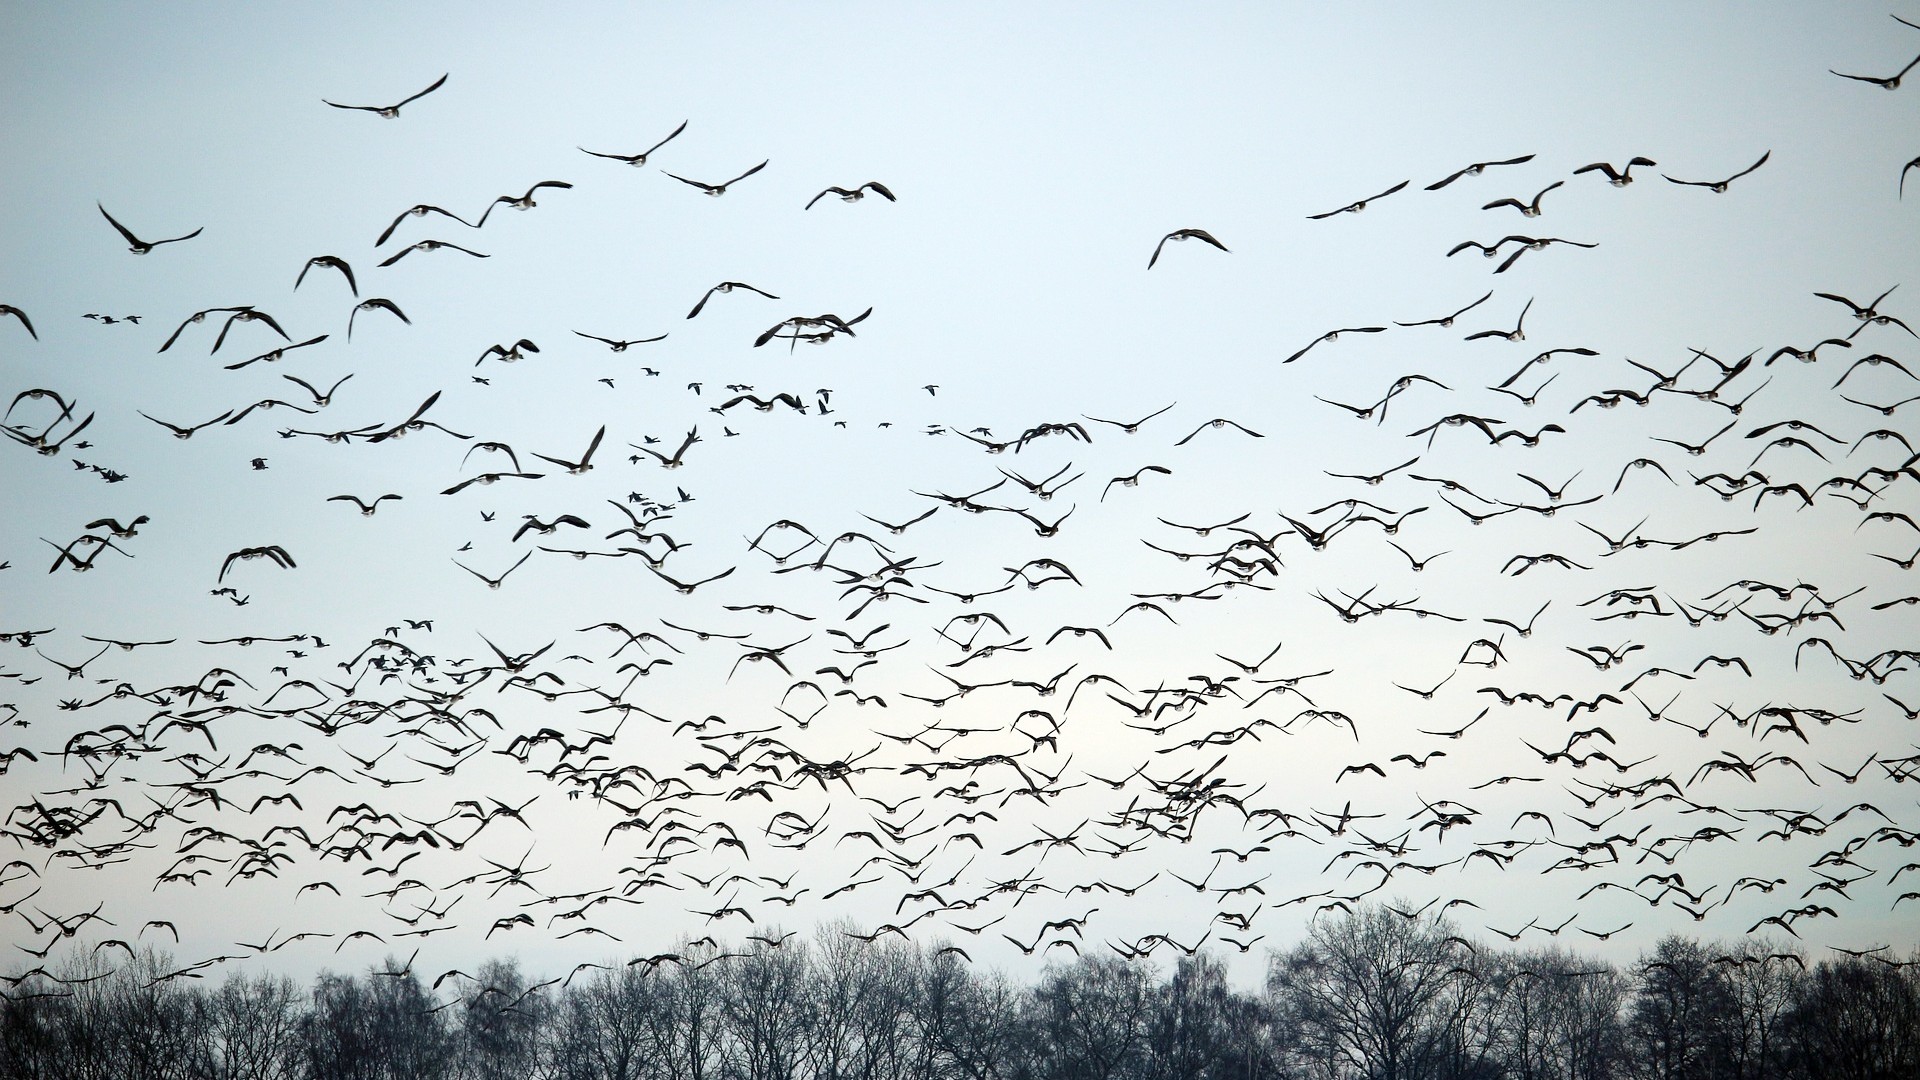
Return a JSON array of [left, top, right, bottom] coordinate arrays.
[[1626, 936, 1736, 1080], [716, 942, 811, 1080], [1780, 955, 1920, 1080], [1027, 954, 1154, 1080], [196, 970, 305, 1080], [1266, 906, 1469, 1080]]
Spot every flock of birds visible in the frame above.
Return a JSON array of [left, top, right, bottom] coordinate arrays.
[[4, 23, 1920, 998]]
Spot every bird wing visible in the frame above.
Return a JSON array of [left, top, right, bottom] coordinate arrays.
[[394, 73, 450, 109], [96, 203, 144, 246]]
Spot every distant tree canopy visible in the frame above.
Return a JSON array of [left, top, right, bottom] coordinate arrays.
[[2, 907, 1917, 1080]]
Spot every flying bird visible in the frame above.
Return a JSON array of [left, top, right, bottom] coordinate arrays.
[[1830, 52, 1920, 90], [477, 181, 574, 225], [578, 120, 688, 167], [1307, 180, 1409, 219], [323, 73, 449, 117], [805, 181, 896, 209], [1147, 228, 1229, 268], [378, 239, 488, 267], [574, 330, 667, 351], [347, 298, 410, 339], [218, 545, 295, 582], [1424, 154, 1535, 190], [1573, 157, 1656, 186], [0, 305, 36, 339], [295, 256, 357, 296], [664, 160, 769, 196], [375, 204, 476, 247], [97, 203, 202, 254], [1663, 150, 1771, 193], [687, 281, 779, 319], [327, 494, 402, 516]]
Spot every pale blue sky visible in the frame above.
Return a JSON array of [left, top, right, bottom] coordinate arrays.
[[2, 3, 1916, 984]]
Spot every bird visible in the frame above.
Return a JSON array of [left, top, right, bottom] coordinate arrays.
[[1830, 52, 1920, 90], [0, 305, 38, 339], [453, 552, 531, 590], [1284, 326, 1387, 364], [97, 203, 202, 254], [687, 281, 779, 319], [347, 298, 410, 339], [375, 204, 477, 247], [294, 256, 357, 296], [1307, 180, 1409, 219], [805, 181, 897, 209], [218, 545, 295, 582], [1425, 154, 1535, 190], [664, 160, 769, 196], [327, 494, 402, 516], [578, 120, 688, 167], [1903, 155, 1920, 198], [139, 409, 233, 439], [1147, 229, 1229, 268], [1573, 157, 1656, 186], [1395, 290, 1493, 328], [322, 73, 448, 117], [574, 330, 667, 351], [1663, 150, 1770, 192], [477, 181, 573, 226], [1464, 298, 1534, 342], [1083, 402, 1177, 433], [532, 426, 605, 475], [1174, 418, 1263, 446], [1482, 180, 1563, 217], [378, 239, 488, 267]]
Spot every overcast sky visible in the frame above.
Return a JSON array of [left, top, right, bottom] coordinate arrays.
[[2, 2, 1917, 986]]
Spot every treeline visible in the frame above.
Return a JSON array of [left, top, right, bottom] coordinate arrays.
[[3, 907, 1917, 1080]]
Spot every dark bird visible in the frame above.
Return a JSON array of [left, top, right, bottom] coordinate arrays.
[[477, 181, 573, 226], [1573, 157, 1657, 186], [1284, 325, 1387, 363], [532, 425, 606, 474], [375, 204, 477, 247], [688, 281, 779, 319], [665, 160, 769, 197], [1482, 181, 1563, 217], [1307, 179, 1409, 219], [1174, 418, 1263, 446], [1102, 466, 1172, 501], [1425, 154, 1535, 190], [1663, 150, 1770, 192], [378, 239, 489, 267], [1396, 290, 1493, 328], [1464, 297, 1534, 342], [806, 181, 897, 209], [1, 305, 39, 339], [295, 256, 357, 296], [574, 330, 667, 351], [328, 494, 402, 516], [348, 298, 410, 339], [218, 545, 295, 582], [1815, 286, 1915, 336], [323, 73, 448, 118], [1148, 228, 1229, 268], [1830, 53, 1920, 90], [453, 552, 531, 589], [1083, 402, 1176, 434], [441, 471, 544, 496], [578, 120, 688, 167], [140, 409, 232, 439], [97, 203, 202, 254]]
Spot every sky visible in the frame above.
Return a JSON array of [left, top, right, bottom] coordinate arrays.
[[2, 2, 1918, 987]]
